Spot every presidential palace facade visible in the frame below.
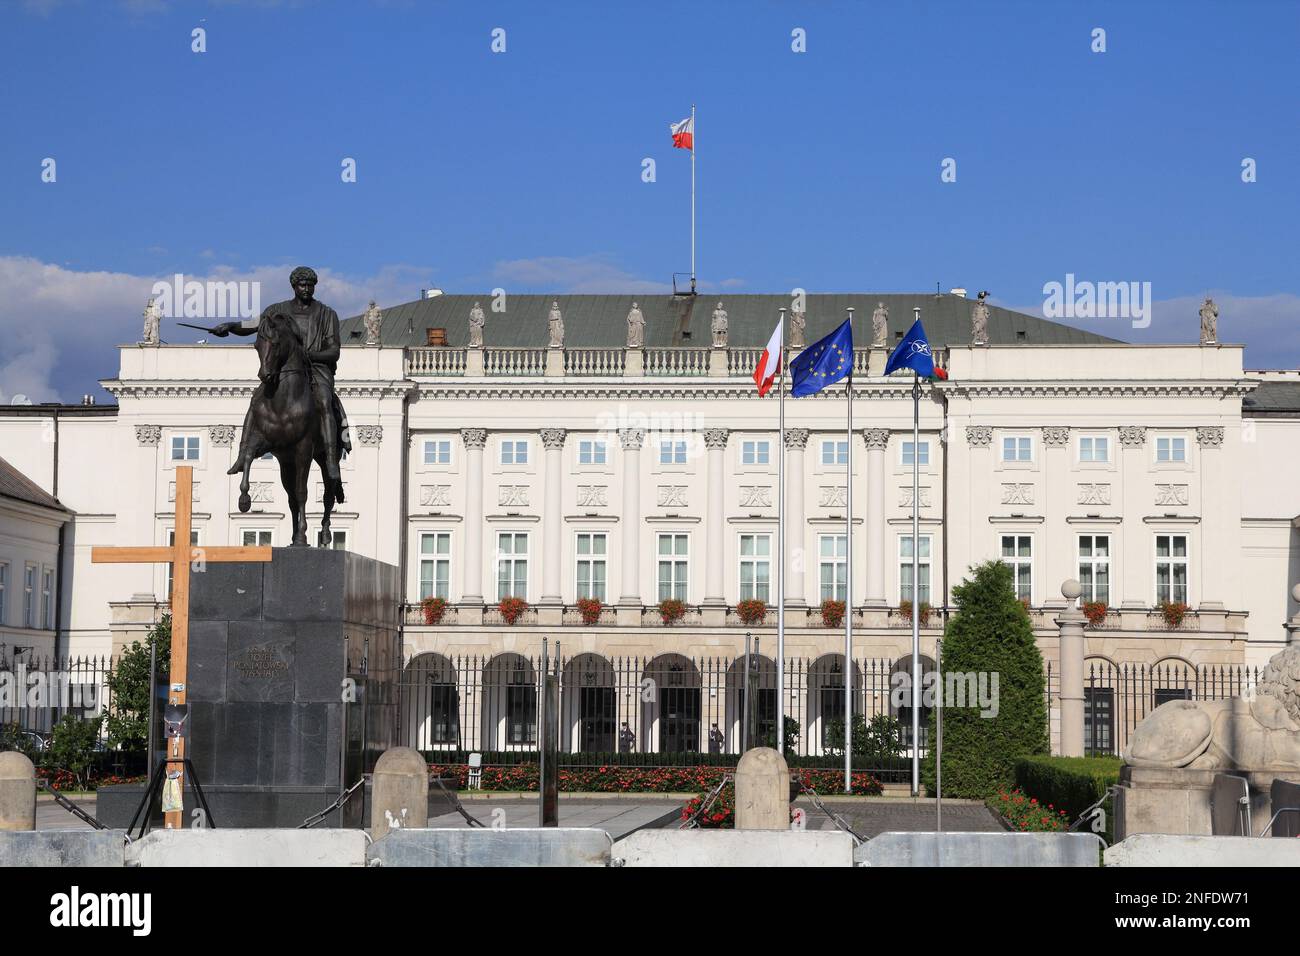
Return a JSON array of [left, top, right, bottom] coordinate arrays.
[[3, 291, 1299, 757]]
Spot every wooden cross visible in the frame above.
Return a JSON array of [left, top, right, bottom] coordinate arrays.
[[92, 465, 271, 829]]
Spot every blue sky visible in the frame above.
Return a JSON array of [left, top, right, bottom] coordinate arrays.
[[1, 0, 1298, 400]]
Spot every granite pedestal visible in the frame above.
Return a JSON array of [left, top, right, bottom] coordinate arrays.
[[1114, 765, 1300, 839], [98, 548, 399, 829]]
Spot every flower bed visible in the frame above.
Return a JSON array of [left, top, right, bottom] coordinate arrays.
[[429, 763, 884, 795], [986, 788, 1070, 832], [36, 768, 146, 792]]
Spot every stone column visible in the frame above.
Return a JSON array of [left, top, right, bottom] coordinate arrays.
[[1042, 427, 1071, 608], [539, 428, 567, 620], [369, 747, 429, 840], [0, 751, 36, 831], [735, 747, 790, 829], [785, 428, 809, 607], [863, 428, 890, 607], [460, 429, 487, 607], [1056, 579, 1086, 757], [702, 429, 730, 624], [1196, 426, 1229, 614], [616, 428, 645, 626], [465, 345, 485, 376], [1117, 427, 1147, 609], [1287, 584, 1300, 645]]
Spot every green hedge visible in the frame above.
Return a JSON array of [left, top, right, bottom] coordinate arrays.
[[1013, 755, 1121, 833], [419, 749, 911, 773]]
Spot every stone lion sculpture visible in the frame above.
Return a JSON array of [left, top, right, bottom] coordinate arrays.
[[1124, 644, 1300, 770]]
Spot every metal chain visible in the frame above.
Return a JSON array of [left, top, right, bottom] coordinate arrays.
[[299, 776, 367, 829], [798, 781, 868, 844], [430, 775, 487, 828], [679, 772, 733, 829], [37, 779, 108, 830]]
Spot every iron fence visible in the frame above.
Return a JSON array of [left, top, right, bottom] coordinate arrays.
[[0, 655, 116, 744]]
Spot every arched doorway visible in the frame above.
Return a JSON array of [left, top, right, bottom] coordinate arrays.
[[640, 654, 701, 754], [400, 653, 460, 752], [481, 653, 537, 751], [723, 654, 777, 753], [890, 654, 936, 755], [807, 654, 863, 756], [562, 653, 616, 753]]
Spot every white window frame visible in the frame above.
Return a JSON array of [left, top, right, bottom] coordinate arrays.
[[165, 528, 200, 600], [1000, 534, 1034, 604], [41, 567, 53, 629], [818, 534, 847, 603], [658, 439, 688, 466], [1154, 533, 1189, 606], [656, 533, 690, 602], [499, 438, 530, 466], [422, 438, 453, 467], [1077, 435, 1110, 464], [240, 529, 274, 547], [820, 439, 848, 467], [1077, 534, 1111, 605], [495, 531, 529, 600], [900, 439, 930, 468], [574, 532, 609, 601], [169, 433, 202, 464], [897, 534, 932, 605], [420, 531, 452, 600], [1000, 434, 1033, 463], [23, 563, 36, 629], [577, 439, 608, 466], [0, 561, 7, 626], [1155, 435, 1187, 464], [740, 439, 771, 467], [327, 529, 348, 551], [737, 533, 772, 602]]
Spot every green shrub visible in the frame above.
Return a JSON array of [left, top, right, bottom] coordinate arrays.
[[923, 560, 1048, 797], [44, 713, 103, 791], [104, 614, 170, 752], [1014, 754, 1121, 838]]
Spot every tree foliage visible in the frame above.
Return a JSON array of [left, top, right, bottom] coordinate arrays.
[[104, 614, 171, 752]]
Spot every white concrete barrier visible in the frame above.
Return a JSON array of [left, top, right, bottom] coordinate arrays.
[[369, 827, 611, 867], [613, 829, 855, 867], [857, 831, 1100, 867], [1106, 833, 1300, 867], [0, 830, 127, 867], [126, 829, 367, 867]]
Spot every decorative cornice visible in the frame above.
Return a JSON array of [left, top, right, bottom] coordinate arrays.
[[539, 427, 568, 449], [208, 424, 236, 446], [103, 381, 416, 400], [618, 428, 645, 450], [135, 424, 161, 446], [784, 427, 809, 450], [1118, 426, 1146, 447], [356, 425, 383, 446], [940, 382, 1255, 400], [702, 428, 730, 450], [862, 428, 890, 450], [1196, 426, 1224, 447], [966, 426, 992, 447], [460, 428, 488, 449], [1042, 426, 1070, 446]]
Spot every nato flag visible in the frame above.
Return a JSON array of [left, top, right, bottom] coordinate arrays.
[[789, 317, 854, 396], [884, 319, 938, 378]]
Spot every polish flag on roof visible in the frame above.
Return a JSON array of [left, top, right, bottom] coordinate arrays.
[[753, 316, 783, 396], [670, 115, 694, 150]]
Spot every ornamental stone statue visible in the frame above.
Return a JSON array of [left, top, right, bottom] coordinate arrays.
[[626, 301, 645, 348], [711, 301, 728, 348], [141, 297, 162, 345], [789, 310, 806, 349], [1125, 643, 1300, 770], [547, 299, 564, 348], [1199, 297, 1219, 345], [972, 291, 991, 346], [871, 302, 888, 348], [468, 301, 485, 348], [362, 300, 382, 345]]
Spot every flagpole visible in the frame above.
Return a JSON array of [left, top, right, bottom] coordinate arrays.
[[911, 307, 922, 797], [844, 306, 855, 793], [777, 308, 786, 756], [690, 103, 696, 294]]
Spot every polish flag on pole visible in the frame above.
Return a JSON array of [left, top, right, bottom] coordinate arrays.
[[753, 316, 783, 396], [670, 115, 694, 150]]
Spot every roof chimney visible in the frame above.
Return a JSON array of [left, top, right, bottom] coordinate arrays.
[[421, 288, 444, 299], [426, 328, 447, 346], [949, 287, 967, 298]]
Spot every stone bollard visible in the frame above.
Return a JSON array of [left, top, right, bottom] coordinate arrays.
[[1055, 579, 1086, 758], [369, 747, 429, 840], [0, 751, 37, 831], [735, 747, 790, 830]]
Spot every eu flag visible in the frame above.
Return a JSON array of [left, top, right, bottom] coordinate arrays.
[[789, 318, 854, 396], [884, 318, 942, 378]]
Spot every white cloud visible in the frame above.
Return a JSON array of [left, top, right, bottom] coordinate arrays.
[[0, 256, 431, 403]]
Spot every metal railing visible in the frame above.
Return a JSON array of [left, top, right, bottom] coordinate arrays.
[[0, 655, 115, 744]]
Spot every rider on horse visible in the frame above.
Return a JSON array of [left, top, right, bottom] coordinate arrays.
[[212, 265, 351, 497]]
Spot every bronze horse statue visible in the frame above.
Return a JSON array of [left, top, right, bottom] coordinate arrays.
[[230, 312, 341, 546]]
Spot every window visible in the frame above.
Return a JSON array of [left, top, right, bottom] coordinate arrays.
[[170, 435, 201, 461], [1156, 436, 1186, 463], [898, 535, 931, 604], [1001, 436, 1032, 462], [575, 532, 608, 601], [241, 529, 274, 546], [819, 534, 847, 602], [506, 684, 537, 745], [423, 439, 452, 465], [1077, 535, 1110, 605], [41, 568, 53, 629], [0, 562, 7, 625], [327, 530, 348, 551], [657, 534, 689, 601], [500, 439, 529, 465], [1084, 687, 1115, 755], [496, 532, 528, 600], [821, 440, 848, 466], [1155, 534, 1188, 604], [23, 564, 36, 628], [1000, 535, 1033, 603], [578, 440, 607, 465], [420, 532, 451, 600], [901, 440, 929, 467], [741, 440, 770, 466], [659, 439, 687, 465], [738, 534, 771, 601], [1154, 687, 1192, 708], [165, 529, 199, 600], [1079, 436, 1109, 463]]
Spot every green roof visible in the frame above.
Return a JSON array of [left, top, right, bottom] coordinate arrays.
[[339, 293, 1124, 350]]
